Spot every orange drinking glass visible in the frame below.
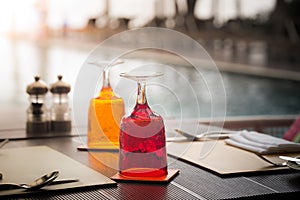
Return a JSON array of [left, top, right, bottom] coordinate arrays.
[[87, 61, 125, 149]]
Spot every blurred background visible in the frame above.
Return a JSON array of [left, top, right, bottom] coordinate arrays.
[[0, 0, 299, 131]]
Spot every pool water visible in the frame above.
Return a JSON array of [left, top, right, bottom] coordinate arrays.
[[0, 36, 299, 122]]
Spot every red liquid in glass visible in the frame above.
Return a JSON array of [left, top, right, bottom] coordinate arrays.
[[119, 103, 168, 177]]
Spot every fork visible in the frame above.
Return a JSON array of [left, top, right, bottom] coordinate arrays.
[[174, 129, 238, 141], [255, 154, 287, 167]]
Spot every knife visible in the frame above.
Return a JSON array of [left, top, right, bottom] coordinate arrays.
[[48, 179, 79, 185], [0, 179, 79, 191]]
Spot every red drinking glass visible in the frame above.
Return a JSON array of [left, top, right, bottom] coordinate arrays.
[[119, 72, 168, 177]]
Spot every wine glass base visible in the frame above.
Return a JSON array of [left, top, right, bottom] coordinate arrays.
[[111, 169, 180, 183]]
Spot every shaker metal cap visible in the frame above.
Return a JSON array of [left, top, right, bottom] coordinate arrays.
[[50, 75, 71, 94], [26, 76, 48, 95]]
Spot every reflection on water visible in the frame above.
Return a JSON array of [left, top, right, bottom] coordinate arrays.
[[0, 35, 299, 125], [0, 36, 89, 110]]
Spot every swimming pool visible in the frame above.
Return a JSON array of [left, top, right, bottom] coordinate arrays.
[[0, 36, 299, 123]]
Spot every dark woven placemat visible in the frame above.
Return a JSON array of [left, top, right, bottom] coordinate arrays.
[[246, 172, 300, 193], [102, 183, 200, 200], [168, 157, 300, 200], [3, 188, 110, 200], [3, 157, 300, 200]]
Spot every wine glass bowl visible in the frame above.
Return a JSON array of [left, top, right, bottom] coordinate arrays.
[[119, 71, 168, 177]]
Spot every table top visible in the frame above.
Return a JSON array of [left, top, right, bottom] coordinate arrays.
[[1, 121, 300, 199]]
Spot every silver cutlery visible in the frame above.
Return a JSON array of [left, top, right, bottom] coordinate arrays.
[[0, 171, 79, 190], [279, 156, 300, 163], [0, 139, 9, 148], [0, 171, 59, 190], [174, 129, 237, 141], [255, 154, 287, 167]]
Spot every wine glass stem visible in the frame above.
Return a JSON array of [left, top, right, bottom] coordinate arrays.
[[102, 68, 110, 88], [137, 81, 147, 105]]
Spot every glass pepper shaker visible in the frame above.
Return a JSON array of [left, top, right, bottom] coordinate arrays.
[[26, 76, 48, 134], [50, 75, 72, 132]]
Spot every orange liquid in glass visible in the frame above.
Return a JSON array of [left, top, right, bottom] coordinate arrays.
[[88, 86, 124, 148]]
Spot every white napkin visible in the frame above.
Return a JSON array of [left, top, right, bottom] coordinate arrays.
[[225, 130, 300, 154]]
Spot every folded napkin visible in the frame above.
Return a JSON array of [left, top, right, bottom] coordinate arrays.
[[225, 130, 300, 154]]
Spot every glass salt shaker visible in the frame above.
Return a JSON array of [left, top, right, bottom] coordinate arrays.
[[26, 76, 48, 134], [50, 75, 71, 132]]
